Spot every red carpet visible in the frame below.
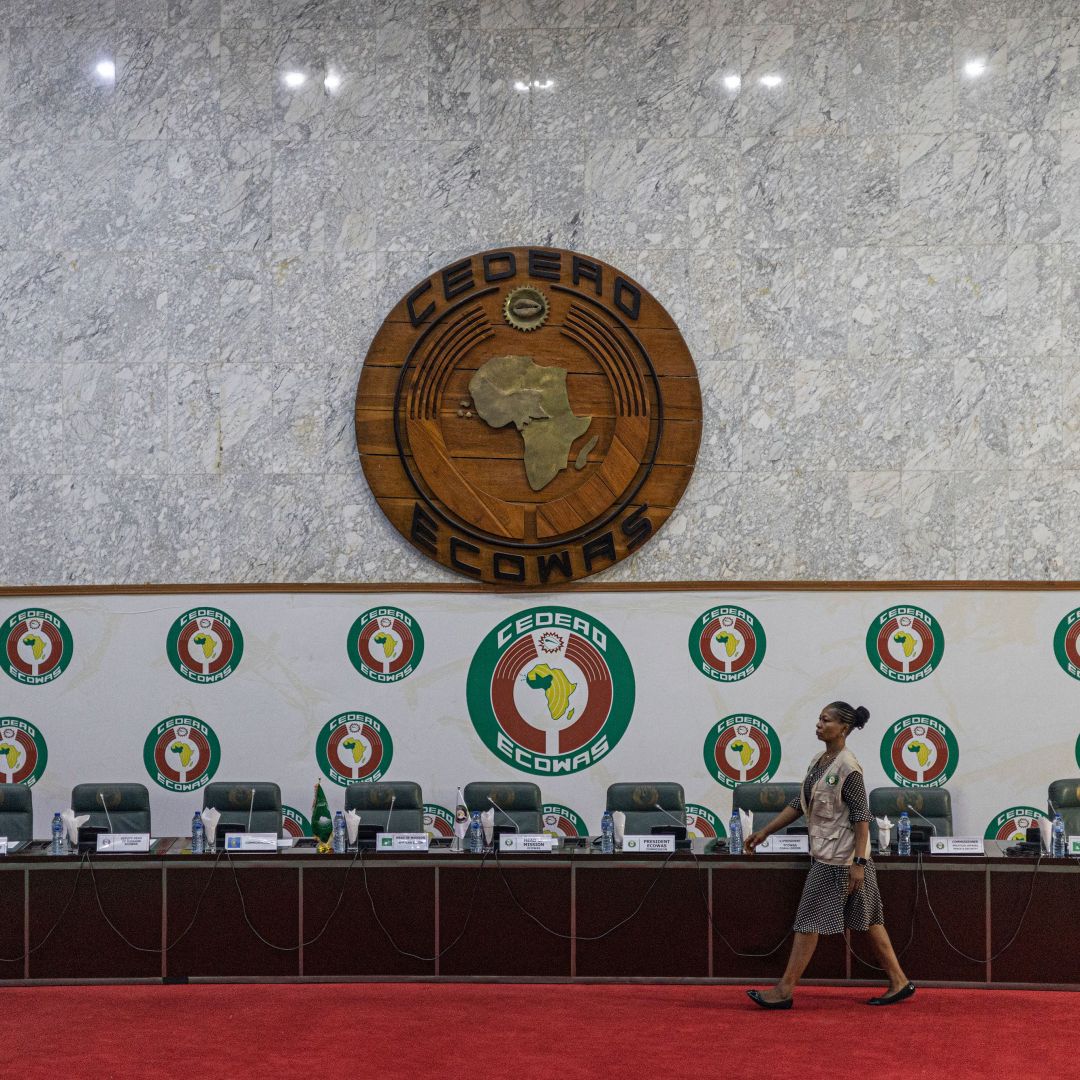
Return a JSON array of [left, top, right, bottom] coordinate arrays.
[[6, 983, 1074, 1080]]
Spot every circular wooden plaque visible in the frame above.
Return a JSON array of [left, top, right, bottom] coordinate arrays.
[[355, 247, 702, 587]]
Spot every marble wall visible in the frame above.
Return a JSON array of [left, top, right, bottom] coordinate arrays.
[[1, 0, 1078, 585]]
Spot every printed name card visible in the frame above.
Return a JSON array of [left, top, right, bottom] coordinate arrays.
[[96, 833, 151, 853], [0, 838, 8, 856], [756, 835, 810, 855], [931, 837, 985, 856], [225, 832, 278, 852], [499, 834, 556, 852], [621, 835, 675, 853], [376, 833, 431, 851], [1068, 836, 1080, 857]]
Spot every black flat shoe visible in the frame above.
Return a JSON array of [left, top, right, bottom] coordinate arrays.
[[746, 989, 793, 1010], [867, 981, 916, 1006]]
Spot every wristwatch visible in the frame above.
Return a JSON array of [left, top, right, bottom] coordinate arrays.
[[852, 856, 869, 866]]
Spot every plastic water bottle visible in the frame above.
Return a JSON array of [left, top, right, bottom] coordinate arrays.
[[898, 812, 912, 856], [728, 811, 743, 855], [50, 812, 64, 855], [333, 810, 347, 853], [469, 811, 484, 853], [600, 810, 614, 853], [191, 811, 205, 854], [1051, 814, 1066, 858]]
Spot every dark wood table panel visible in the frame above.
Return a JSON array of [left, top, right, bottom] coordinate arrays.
[[576, 858, 708, 978], [165, 858, 299, 979], [711, 860, 845, 981], [0, 866, 27, 981], [29, 860, 162, 980], [439, 859, 571, 977], [303, 859, 436, 977]]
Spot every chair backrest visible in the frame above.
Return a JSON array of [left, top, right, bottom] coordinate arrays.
[[0, 785, 32, 841], [1049, 778, 1080, 834], [203, 782, 282, 837], [345, 782, 424, 832], [606, 782, 685, 835], [869, 786, 953, 843], [464, 782, 542, 833], [71, 783, 151, 834], [733, 782, 802, 833]]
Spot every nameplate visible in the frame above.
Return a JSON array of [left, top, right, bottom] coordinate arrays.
[[499, 833, 555, 852], [756, 835, 810, 855], [376, 833, 430, 851], [1068, 836, 1080, 857], [621, 835, 675, 853], [930, 836, 984, 856], [96, 833, 151, 853], [0, 838, 7, 856], [225, 832, 278, 852]]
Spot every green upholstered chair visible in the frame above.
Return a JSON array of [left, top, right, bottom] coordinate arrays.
[[345, 781, 424, 832], [1048, 778, 1080, 834], [733, 782, 803, 834], [464, 782, 543, 833], [203, 781, 282, 838], [71, 783, 151, 834], [605, 782, 685, 835], [869, 786, 953, 845], [0, 785, 32, 841]]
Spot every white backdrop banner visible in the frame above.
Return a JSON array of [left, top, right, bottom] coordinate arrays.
[[2, 590, 1079, 842]]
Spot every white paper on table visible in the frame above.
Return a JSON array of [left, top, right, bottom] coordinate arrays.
[[200, 807, 221, 846], [481, 807, 494, 844], [344, 809, 361, 845], [61, 810, 89, 847], [739, 809, 753, 839], [875, 816, 893, 851], [612, 811, 625, 845], [1038, 817, 1052, 851]]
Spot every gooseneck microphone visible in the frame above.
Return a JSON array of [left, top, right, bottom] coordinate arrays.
[[653, 803, 688, 829], [904, 803, 938, 835], [246, 787, 256, 834], [99, 792, 115, 834], [385, 793, 397, 832], [488, 796, 519, 831]]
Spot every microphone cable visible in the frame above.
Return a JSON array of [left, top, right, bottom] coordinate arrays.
[[0, 851, 91, 964]]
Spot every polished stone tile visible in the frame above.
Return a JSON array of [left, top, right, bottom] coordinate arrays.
[[0, 252, 66, 364], [952, 470, 1009, 579], [901, 471, 955, 579], [0, 476, 74, 586], [1007, 469, 1062, 579], [0, 362, 64, 475], [848, 470, 902, 577]]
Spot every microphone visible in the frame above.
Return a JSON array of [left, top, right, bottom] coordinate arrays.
[[654, 803, 688, 829], [99, 792, 115, 834], [904, 802, 937, 835], [385, 793, 397, 833], [487, 796, 519, 832], [246, 787, 256, 834]]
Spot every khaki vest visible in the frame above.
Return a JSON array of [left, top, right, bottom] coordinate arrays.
[[799, 749, 872, 866]]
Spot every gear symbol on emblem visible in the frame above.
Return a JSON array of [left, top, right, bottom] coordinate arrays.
[[503, 287, 549, 332], [538, 632, 563, 653]]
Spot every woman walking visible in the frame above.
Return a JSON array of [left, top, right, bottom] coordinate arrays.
[[744, 701, 915, 1009]]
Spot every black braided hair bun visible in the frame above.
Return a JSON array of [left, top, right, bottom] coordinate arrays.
[[852, 705, 870, 729]]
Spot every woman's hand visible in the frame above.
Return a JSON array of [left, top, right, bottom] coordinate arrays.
[[846, 864, 865, 894], [745, 831, 768, 853]]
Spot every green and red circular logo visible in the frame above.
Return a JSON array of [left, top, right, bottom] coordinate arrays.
[[985, 806, 1047, 842], [466, 607, 635, 776], [167, 607, 244, 684], [685, 803, 725, 839], [866, 604, 943, 682], [1052, 608, 1080, 681], [424, 803, 455, 838], [689, 604, 766, 682], [347, 606, 425, 684], [282, 805, 312, 838], [4, 609, 73, 686], [143, 715, 220, 792], [0, 717, 48, 786], [704, 714, 782, 789], [316, 712, 394, 788], [542, 803, 588, 838], [879, 714, 958, 788]]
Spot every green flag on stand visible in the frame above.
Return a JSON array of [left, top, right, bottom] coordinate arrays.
[[311, 780, 333, 844]]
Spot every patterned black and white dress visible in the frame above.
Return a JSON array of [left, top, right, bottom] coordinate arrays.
[[787, 758, 885, 935]]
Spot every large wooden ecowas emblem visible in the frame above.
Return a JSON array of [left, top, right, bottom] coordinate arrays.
[[355, 247, 701, 586]]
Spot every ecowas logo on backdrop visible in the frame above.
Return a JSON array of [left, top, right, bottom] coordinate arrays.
[[880, 715, 958, 788], [424, 803, 455, 838], [685, 803, 725, 839], [467, 607, 634, 775], [1052, 608, 1080, 681], [543, 803, 588, 838], [866, 605, 944, 683], [355, 247, 702, 587], [143, 716, 220, 792], [166, 608, 244, 684], [316, 712, 394, 788], [347, 607, 425, 684], [703, 715, 782, 788], [4, 609, 72, 686], [282, 805, 312, 838], [0, 717, 48, 786], [985, 806, 1047, 842], [689, 605, 766, 682]]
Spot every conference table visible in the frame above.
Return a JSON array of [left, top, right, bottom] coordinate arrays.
[[0, 840, 1076, 987]]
